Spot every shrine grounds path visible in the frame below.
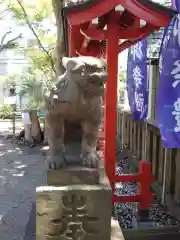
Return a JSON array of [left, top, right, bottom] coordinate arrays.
[[0, 129, 45, 240]]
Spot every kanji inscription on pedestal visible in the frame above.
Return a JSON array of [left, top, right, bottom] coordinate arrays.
[[55, 195, 99, 239], [36, 185, 111, 240]]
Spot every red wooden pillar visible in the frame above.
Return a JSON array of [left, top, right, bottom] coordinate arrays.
[[104, 13, 119, 188], [139, 160, 154, 209]]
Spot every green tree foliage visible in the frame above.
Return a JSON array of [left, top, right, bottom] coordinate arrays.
[[6, 0, 56, 77], [0, 104, 13, 119], [18, 69, 45, 110], [0, 1, 22, 51], [3, 68, 46, 111], [2, 0, 67, 114], [119, 70, 126, 83]]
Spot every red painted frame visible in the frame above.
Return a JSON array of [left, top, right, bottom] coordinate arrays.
[[113, 160, 154, 208], [67, 0, 171, 27], [64, 0, 173, 209]]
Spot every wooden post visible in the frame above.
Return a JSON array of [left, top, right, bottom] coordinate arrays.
[[104, 13, 119, 186], [162, 148, 168, 204], [158, 141, 165, 184], [137, 123, 141, 160], [121, 110, 125, 149], [165, 149, 175, 193], [174, 150, 180, 204], [130, 120, 133, 153], [152, 134, 158, 176], [133, 122, 137, 156]]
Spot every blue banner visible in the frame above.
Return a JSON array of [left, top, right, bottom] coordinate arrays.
[[156, 10, 180, 147], [126, 39, 148, 120], [156, 21, 173, 128], [172, 0, 180, 10]]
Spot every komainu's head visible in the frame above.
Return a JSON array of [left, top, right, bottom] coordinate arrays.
[[62, 56, 107, 97]]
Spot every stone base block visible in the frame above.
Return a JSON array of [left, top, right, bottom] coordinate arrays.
[[123, 225, 180, 240], [47, 167, 99, 186], [36, 184, 111, 240]]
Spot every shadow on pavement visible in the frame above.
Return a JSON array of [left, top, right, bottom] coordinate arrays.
[[23, 202, 36, 240]]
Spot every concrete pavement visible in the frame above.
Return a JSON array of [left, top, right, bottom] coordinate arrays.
[[0, 137, 46, 240], [0, 120, 23, 136]]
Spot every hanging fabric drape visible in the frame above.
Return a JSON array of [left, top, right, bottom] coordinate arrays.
[[126, 39, 148, 121], [156, 3, 180, 148], [156, 0, 179, 204]]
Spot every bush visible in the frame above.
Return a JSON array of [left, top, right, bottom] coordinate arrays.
[[0, 104, 13, 119]]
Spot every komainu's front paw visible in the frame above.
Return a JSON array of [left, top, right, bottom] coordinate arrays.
[[47, 154, 66, 169], [80, 151, 100, 168]]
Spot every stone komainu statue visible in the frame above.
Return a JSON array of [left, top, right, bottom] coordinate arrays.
[[44, 56, 107, 169]]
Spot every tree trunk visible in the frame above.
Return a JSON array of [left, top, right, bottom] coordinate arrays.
[[52, 0, 66, 75], [29, 110, 41, 140]]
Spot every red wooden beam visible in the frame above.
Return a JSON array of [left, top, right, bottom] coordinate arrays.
[[115, 174, 140, 182], [118, 25, 159, 53], [71, 13, 159, 57], [78, 41, 102, 57], [66, 0, 120, 26], [112, 194, 140, 203], [122, 0, 171, 27], [80, 25, 155, 41], [119, 25, 151, 39], [68, 24, 90, 56], [80, 23, 95, 49], [113, 161, 154, 208], [66, 0, 171, 27], [79, 15, 107, 55], [79, 12, 139, 52], [79, 23, 102, 56], [80, 28, 107, 40]]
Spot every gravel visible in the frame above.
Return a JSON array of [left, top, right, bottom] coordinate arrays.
[[114, 152, 180, 229]]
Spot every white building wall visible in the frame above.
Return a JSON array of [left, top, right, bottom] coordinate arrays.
[[0, 50, 8, 104]]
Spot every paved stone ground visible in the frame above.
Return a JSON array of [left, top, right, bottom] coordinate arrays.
[[0, 119, 23, 133], [0, 136, 46, 240]]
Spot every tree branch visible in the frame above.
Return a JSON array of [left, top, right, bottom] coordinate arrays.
[[16, 0, 56, 75], [0, 32, 22, 52], [0, 8, 8, 19], [0, 30, 12, 44]]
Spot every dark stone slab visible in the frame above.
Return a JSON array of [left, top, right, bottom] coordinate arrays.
[[123, 225, 180, 240]]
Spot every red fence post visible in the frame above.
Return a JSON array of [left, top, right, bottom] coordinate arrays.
[[139, 160, 154, 209], [112, 160, 154, 221], [138, 160, 154, 220]]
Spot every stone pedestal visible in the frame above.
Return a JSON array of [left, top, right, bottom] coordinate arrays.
[[47, 167, 99, 186], [36, 184, 111, 240], [36, 161, 124, 240]]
